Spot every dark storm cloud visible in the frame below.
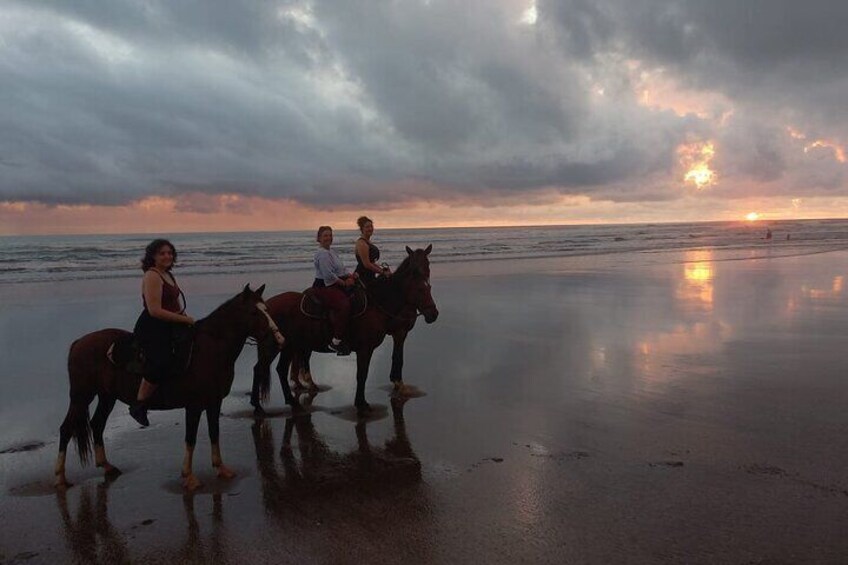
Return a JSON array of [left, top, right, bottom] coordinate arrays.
[[0, 0, 845, 209]]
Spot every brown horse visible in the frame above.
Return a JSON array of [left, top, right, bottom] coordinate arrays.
[[55, 284, 284, 490], [251, 246, 438, 415]]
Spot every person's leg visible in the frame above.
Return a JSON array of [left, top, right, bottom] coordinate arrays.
[[130, 330, 170, 426], [317, 286, 351, 354]]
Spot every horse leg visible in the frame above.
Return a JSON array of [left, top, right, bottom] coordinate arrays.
[[181, 407, 204, 491], [355, 348, 374, 414], [207, 399, 235, 480], [289, 353, 303, 391], [55, 394, 94, 489], [91, 395, 121, 478], [275, 347, 301, 411], [389, 331, 408, 392], [299, 350, 318, 391], [251, 335, 280, 418]]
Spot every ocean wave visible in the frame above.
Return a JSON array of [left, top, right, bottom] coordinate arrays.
[[3, 221, 848, 284]]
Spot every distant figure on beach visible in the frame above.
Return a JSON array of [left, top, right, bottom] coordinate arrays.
[[129, 239, 195, 426], [787, 233, 791, 241], [313, 226, 357, 355], [765, 228, 772, 240], [355, 215, 391, 286]]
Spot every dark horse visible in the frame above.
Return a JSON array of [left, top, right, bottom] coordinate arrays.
[[251, 246, 438, 415], [55, 285, 284, 491]]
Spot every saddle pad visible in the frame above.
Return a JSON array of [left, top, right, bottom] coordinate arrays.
[[300, 286, 367, 320], [106, 332, 194, 377]]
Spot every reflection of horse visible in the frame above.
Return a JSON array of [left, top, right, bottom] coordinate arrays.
[[55, 285, 283, 490], [55, 476, 228, 562], [251, 246, 438, 416], [250, 396, 422, 504], [55, 480, 129, 564]]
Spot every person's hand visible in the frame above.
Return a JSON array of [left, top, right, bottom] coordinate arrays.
[[346, 278, 355, 287], [352, 272, 359, 279], [185, 315, 195, 325]]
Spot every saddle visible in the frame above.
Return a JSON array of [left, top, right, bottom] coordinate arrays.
[[300, 286, 368, 320], [106, 326, 196, 377]]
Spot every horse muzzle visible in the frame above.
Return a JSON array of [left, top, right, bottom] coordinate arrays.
[[422, 307, 439, 324]]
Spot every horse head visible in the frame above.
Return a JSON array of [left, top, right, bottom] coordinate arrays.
[[400, 244, 439, 324], [239, 284, 285, 347]]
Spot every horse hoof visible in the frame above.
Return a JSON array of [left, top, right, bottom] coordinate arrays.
[[216, 465, 236, 480], [183, 474, 202, 491]]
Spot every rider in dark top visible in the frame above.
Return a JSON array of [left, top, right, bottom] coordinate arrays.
[[354, 216, 391, 285], [129, 239, 194, 427]]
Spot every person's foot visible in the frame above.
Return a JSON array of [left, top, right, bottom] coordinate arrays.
[[129, 403, 150, 427], [328, 338, 351, 356]]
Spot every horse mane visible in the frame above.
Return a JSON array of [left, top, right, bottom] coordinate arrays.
[[393, 255, 413, 277], [195, 292, 246, 331]]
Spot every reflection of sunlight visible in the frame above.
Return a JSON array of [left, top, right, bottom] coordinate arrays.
[[787, 276, 845, 317], [802, 276, 844, 301], [678, 250, 714, 309], [635, 321, 732, 384]]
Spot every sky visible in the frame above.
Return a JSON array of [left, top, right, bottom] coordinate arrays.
[[1, 0, 847, 234]]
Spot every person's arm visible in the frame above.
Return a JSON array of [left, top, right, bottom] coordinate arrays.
[[143, 272, 194, 324], [356, 240, 383, 274]]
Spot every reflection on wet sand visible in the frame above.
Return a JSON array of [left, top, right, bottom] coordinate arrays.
[[678, 250, 714, 310], [56, 479, 130, 564], [250, 395, 434, 562], [55, 477, 229, 564], [251, 396, 422, 506]]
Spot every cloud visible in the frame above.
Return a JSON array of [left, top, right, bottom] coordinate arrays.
[[0, 0, 845, 213]]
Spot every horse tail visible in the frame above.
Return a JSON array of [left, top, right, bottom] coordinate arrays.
[[63, 338, 94, 466], [66, 401, 93, 466], [257, 331, 280, 403]]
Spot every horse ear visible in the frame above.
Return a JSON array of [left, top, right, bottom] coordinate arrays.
[[241, 284, 251, 299], [256, 284, 266, 298], [424, 244, 432, 255], [406, 246, 413, 256]]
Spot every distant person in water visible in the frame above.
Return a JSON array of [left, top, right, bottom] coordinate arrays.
[[355, 216, 391, 286], [129, 239, 195, 426], [313, 226, 357, 355], [765, 228, 772, 240]]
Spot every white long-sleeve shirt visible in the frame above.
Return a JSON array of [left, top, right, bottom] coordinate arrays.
[[313, 248, 349, 286]]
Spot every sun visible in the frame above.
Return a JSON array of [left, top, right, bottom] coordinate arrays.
[[745, 212, 760, 222]]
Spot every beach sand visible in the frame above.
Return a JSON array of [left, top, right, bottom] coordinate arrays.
[[3, 249, 848, 563]]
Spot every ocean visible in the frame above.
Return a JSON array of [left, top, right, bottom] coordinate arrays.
[[2, 219, 848, 284]]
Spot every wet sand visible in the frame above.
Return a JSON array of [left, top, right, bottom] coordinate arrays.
[[3, 249, 848, 563]]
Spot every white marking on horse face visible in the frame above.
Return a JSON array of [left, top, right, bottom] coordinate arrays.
[[256, 303, 285, 346]]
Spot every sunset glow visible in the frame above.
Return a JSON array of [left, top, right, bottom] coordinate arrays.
[[804, 140, 847, 163], [678, 141, 717, 189], [746, 212, 760, 221]]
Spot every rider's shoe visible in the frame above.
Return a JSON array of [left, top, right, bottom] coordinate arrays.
[[328, 339, 351, 356], [129, 402, 150, 427]]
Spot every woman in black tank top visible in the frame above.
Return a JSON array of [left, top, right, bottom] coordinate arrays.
[[354, 216, 390, 285]]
